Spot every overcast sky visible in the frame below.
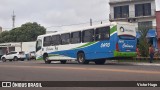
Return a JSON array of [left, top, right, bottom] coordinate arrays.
[[0, 0, 159, 31]]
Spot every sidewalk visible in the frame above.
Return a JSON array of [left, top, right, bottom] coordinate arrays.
[[135, 63, 160, 66], [135, 57, 160, 60], [108, 60, 160, 66]]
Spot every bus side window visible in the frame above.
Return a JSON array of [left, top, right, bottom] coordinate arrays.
[[52, 35, 61, 45], [95, 26, 110, 41], [71, 31, 81, 44], [43, 36, 52, 47], [82, 29, 94, 43], [61, 33, 70, 45]]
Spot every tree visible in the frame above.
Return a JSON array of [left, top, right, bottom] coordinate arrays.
[[138, 26, 151, 57], [0, 31, 10, 43], [15, 22, 46, 42], [18, 22, 46, 41], [0, 22, 46, 43]]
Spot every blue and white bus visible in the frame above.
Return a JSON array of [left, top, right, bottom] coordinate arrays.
[[36, 22, 137, 64]]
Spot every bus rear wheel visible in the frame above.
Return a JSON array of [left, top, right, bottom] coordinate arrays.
[[43, 55, 51, 64], [95, 59, 106, 65], [77, 53, 89, 64]]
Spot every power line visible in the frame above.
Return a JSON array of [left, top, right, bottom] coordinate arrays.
[[3, 19, 159, 30], [2, 19, 108, 30], [46, 19, 109, 29]]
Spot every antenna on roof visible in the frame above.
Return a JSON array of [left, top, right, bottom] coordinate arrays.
[[90, 18, 92, 26], [12, 10, 16, 29]]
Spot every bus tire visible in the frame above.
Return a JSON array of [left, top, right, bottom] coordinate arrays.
[[61, 60, 67, 64], [43, 54, 51, 64], [95, 59, 106, 65], [77, 53, 89, 64]]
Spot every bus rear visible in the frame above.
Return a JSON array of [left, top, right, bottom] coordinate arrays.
[[114, 23, 137, 58]]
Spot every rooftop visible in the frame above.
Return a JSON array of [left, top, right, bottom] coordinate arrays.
[[109, 0, 154, 5]]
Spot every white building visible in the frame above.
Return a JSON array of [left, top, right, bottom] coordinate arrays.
[[0, 42, 36, 56], [109, 0, 156, 29]]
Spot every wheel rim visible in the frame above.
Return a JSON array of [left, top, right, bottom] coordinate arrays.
[[78, 54, 84, 63], [45, 57, 48, 62], [14, 57, 17, 61], [2, 58, 6, 62]]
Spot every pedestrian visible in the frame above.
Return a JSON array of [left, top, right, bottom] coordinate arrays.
[[136, 46, 140, 57], [149, 44, 154, 63], [5, 47, 9, 54]]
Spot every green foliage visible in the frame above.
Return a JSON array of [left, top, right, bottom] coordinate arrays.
[[137, 26, 151, 57], [0, 22, 46, 43], [0, 31, 10, 43]]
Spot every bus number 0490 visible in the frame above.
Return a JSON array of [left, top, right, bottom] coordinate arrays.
[[101, 43, 110, 48]]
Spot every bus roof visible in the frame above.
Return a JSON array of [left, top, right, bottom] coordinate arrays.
[[37, 22, 133, 38]]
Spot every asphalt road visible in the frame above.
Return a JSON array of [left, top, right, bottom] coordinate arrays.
[[0, 60, 160, 90]]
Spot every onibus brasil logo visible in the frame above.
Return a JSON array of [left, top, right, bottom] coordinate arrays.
[[2, 82, 42, 88]]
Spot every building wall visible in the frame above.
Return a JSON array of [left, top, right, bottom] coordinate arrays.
[[15, 41, 36, 53], [0, 42, 36, 55], [0, 48, 2, 55], [156, 11, 160, 49], [22, 42, 36, 53], [156, 11, 160, 38], [1, 47, 7, 55], [110, 0, 156, 28], [0, 47, 15, 55], [110, 0, 156, 17]]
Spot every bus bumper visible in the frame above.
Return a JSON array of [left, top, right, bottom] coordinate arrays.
[[114, 51, 137, 57]]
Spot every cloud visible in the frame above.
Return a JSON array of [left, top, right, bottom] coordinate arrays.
[[0, 0, 109, 31]]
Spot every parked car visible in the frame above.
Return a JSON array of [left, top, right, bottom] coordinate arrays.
[[1, 51, 26, 62], [28, 51, 36, 60]]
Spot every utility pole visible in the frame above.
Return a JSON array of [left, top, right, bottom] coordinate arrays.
[[12, 11, 16, 29], [21, 42, 22, 51], [90, 18, 92, 26]]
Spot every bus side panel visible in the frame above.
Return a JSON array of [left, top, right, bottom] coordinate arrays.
[[46, 43, 87, 60], [84, 33, 118, 60], [41, 31, 118, 61], [46, 33, 118, 60]]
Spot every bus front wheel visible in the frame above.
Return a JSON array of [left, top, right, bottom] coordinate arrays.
[[77, 53, 89, 64], [43, 55, 51, 64]]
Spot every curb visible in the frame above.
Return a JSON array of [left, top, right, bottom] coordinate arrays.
[[134, 63, 160, 66], [118, 62, 160, 66]]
